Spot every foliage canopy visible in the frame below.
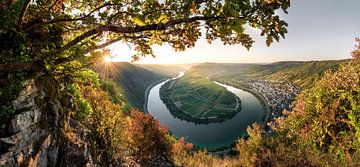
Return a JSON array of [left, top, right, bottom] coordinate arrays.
[[0, 0, 290, 72]]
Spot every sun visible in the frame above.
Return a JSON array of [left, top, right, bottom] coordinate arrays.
[[103, 55, 112, 63]]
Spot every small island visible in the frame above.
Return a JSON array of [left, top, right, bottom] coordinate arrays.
[[160, 71, 241, 123]]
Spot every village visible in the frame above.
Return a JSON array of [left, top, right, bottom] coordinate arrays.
[[248, 80, 300, 120]]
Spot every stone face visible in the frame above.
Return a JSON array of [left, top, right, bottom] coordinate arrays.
[[0, 79, 59, 167], [12, 79, 37, 111], [1, 79, 93, 167], [8, 108, 41, 134]]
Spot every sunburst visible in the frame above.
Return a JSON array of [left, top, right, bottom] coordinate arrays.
[[103, 55, 112, 63], [91, 54, 120, 81]]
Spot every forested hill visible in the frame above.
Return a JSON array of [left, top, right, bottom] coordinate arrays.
[[188, 63, 255, 77], [188, 60, 348, 90], [100, 62, 185, 110], [258, 60, 348, 89]]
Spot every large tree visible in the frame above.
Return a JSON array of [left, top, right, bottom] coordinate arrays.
[[0, 0, 289, 72]]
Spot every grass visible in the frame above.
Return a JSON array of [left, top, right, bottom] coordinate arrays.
[[160, 71, 240, 123]]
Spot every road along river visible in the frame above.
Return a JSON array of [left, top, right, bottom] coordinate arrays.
[[146, 72, 264, 149]]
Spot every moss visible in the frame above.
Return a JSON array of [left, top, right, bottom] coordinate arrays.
[[0, 105, 15, 129], [36, 76, 62, 102], [0, 72, 28, 105]]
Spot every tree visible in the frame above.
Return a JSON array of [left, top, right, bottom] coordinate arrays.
[[0, 0, 290, 73], [352, 37, 360, 59]]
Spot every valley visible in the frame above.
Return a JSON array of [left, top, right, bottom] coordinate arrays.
[[147, 60, 350, 148], [94, 62, 188, 109]]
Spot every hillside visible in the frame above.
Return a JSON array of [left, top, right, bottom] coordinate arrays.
[[192, 60, 349, 123], [210, 60, 348, 89], [138, 64, 194, 75], [262, 60, 348, 89], [98, 62, 184, 110], [188, 63, 255, 77]]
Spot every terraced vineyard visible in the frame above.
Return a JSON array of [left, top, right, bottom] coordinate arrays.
[[160, 71, 240, 123]]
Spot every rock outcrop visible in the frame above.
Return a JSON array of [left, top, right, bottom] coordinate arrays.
[[0, 79, 92, 166]]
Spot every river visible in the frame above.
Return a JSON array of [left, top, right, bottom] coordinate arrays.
[[146, 72, 264, 149]]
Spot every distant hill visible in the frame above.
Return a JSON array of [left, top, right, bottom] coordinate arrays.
[[191, 60, 349, 90], [188, 63, 255, 77], [266, 60, 347, 88], [255, 60, 349, 89], [137, 64, 193, 76], [104, 62, 185, 110]]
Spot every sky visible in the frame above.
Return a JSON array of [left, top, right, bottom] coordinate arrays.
[[109, 0, 360, 64]]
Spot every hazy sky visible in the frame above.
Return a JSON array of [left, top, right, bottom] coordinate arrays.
[[110, 0, 360, 64]]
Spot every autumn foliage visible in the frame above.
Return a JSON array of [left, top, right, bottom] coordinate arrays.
[[126, 110, 172, 164], [236, 60, 360, 166], [352, 38, 360, 59]]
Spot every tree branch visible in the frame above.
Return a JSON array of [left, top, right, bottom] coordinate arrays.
[[0, 62, 42, 72], [55, 15, 220, 55], [87, 3, 123, 16], [83, 34, 150, 55], [83, 38, 123, 55], [0, 16, 248, 71], [48, 0, 61, 11], [0, 79, 8, 86], [17, 0, 31, 27], [3, 15, 238, 72], [24, 17, 86, 32], [24, 3, 124, 32]]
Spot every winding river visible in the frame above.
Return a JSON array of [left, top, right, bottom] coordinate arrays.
[[146, 72, 264, 149]]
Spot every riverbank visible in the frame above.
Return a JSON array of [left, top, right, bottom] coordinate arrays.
[[144, 72, 183, 113], [143, 78, 170, 113]]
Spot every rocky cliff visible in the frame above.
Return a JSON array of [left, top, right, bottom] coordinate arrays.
[[0, 80, 92, 166]]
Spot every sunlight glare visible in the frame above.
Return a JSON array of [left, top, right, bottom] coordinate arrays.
[[104, 55, 112, 63]]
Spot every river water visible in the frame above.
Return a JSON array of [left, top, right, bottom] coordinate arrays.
[[146, 72, 264, 149]]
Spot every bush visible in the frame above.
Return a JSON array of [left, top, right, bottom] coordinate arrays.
[[127, 110, 172, 165]]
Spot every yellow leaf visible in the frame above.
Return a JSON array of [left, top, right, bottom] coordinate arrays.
[[157, 14, 169, 24], [131, 16, 146, 26]]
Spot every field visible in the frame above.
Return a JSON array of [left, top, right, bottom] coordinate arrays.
[[160, 71, 240, 123]]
